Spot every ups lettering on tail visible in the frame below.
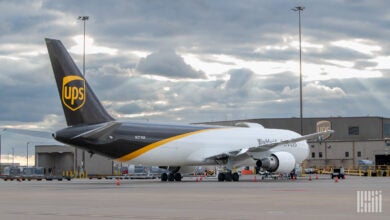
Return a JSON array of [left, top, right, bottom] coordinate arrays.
[[62, 75, 86, 111], [63, 86, 84, 105]]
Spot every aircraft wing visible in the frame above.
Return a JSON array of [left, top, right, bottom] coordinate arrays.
[[205, 130, 334, 161], [246, 129, 334, 153], [1, 128, 54, 139]]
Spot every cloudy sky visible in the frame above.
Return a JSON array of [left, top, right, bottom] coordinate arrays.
[[0, 0, 389, 163]]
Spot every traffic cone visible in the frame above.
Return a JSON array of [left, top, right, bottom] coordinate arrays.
[[309, 175, 312, 181], [116, 178, 120, 186], [196, 177, 198, 182], [254, 175, 257, 182], [315, 173, 319, 180], [334, 176, 338, 183], [199, 176, 203, 182]]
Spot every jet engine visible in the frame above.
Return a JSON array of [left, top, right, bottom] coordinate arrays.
[[256, 151, 296, 173]]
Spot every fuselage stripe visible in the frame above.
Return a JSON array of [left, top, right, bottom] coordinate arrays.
[[116, 128, 217, 162]]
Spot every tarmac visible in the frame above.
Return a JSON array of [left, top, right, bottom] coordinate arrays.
[[0, 175, 388, 220]]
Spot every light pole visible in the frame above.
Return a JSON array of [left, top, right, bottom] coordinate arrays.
[[78, 15, 89, 174], [0, 134, 2, 174], [78, 16, 89, 77], [26, 141, 30, 167], [292, 6, 305, 135], [12, 147, 14, 166]]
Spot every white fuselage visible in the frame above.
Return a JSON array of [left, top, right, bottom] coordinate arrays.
[[130, 126, 309, 168]]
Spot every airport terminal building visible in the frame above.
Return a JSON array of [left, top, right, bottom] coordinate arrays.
[[33, 116, 390, 175]]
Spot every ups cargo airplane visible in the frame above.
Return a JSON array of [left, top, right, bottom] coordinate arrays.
[[45, 38, 333, 182]]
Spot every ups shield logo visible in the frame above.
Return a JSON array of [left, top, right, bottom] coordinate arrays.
[[62, 75, 86, 111]]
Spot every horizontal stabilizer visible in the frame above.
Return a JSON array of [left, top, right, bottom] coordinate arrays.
[[71, 121, 121, 139]]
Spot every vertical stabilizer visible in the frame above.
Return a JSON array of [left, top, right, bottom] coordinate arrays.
[[45, 38, 114, 126]]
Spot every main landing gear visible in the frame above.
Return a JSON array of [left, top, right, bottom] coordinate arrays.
[[217, 171, 239, 182], [216, 156, 239, 182], [160, 166, 182, 182], [161, 172, 182, 182]]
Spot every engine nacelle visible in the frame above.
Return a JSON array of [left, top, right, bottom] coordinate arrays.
[[256, 151, 296, 173]]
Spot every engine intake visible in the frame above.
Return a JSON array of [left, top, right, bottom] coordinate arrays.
[[256, 151, 296, 173]]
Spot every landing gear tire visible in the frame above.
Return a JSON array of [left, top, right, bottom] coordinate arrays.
[[218, 173, 225, 182], [161, 173, 168, 182], [225, 172, 233, 182], [218, 172, 239, 182], [232, 172, 239, 182], [174, 173, 182, 181], [168, 173, 175, 182]]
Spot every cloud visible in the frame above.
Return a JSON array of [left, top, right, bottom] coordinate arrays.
[[225, 69, 254, 90], [331, 39, 382, 56], [136, 49, 206, 79], [0, 0, 389, 137], [281, 82, 346, 98]]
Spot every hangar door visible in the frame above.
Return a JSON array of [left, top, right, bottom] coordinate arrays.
[[37, 152, 74, 176]]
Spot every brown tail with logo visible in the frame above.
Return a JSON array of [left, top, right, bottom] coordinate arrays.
[[45, 38, 114, 126]]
